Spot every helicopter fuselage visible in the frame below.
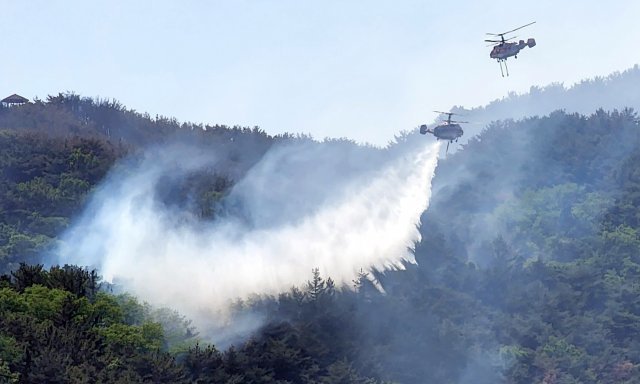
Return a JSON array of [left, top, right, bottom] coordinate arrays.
[[432, 123, 464, 142], [420, 122, 464, 142], [419, 114, 465, 154], [490, 38, 536, 60]]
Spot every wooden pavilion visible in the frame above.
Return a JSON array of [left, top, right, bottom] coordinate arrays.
[[1, 94, 29, 106]]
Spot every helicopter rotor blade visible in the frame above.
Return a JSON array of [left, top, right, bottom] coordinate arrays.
[[486, 21, 535, 38], [433, 110, 465, 116], [498, 21, 536, 36]]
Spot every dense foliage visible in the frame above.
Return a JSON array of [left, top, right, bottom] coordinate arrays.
[[2, 94, 640, 383], [0, 132, 123, 273], [399, 108, 640, 383], [0, 93, 277, 273], [0, 264, 383, 383]]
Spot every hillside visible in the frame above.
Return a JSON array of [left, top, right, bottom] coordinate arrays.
[[376, 108, 640, 383], [1, 95, 640, 383], [0, 93, 274, 148], [447, 65, 640, 147], [0, 93, 282, 273]]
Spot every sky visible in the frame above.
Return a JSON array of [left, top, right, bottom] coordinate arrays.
[[2, 1, 640, 145]]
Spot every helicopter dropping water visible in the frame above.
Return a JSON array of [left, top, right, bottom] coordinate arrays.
[[419, 111, 467, 154], [485, 21, 537, 77]]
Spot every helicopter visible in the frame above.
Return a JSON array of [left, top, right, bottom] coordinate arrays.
[[419, 111, 467, 154], [485, 21, 536, 77]]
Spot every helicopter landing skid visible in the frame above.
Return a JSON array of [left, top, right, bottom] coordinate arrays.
[[499, 60, 509, 77]]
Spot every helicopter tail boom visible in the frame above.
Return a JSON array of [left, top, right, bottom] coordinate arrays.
[[419, 124, 431, 135]]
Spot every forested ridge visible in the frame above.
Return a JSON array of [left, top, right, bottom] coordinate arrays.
[[0, 93, 277, 274], [452, 65, 640, 142], [1, 94, 640, 383]]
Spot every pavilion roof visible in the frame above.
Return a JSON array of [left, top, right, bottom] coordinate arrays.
[[1, 94, 29, 104]]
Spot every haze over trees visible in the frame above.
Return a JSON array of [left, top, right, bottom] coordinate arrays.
[[1, 90, 640, 383], [452, 64, 640, 145]]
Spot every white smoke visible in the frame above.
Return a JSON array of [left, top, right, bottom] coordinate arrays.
[[56, 139, 440, 331]]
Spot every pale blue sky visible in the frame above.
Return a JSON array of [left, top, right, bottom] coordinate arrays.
[[3, 1, 639, 145]]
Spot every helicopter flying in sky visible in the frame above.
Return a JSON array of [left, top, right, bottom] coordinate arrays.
[[419, 111, 467, 154], [485, 21, 537, 77]]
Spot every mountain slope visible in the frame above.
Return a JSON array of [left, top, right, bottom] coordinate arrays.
[[1, 93, 640, 383], [447, 65, 640, 148]]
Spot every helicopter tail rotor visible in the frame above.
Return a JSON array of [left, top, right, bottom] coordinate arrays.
[[527, 38, 536, 48]]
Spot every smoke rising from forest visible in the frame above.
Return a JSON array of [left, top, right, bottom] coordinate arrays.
[[56, 138, 440, 333], [439, 65, 640, 153]]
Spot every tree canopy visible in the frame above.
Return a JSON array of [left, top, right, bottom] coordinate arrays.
[[1, 94, 640, 382]]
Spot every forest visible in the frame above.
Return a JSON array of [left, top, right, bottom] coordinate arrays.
[[1, 93, 640, 383]]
